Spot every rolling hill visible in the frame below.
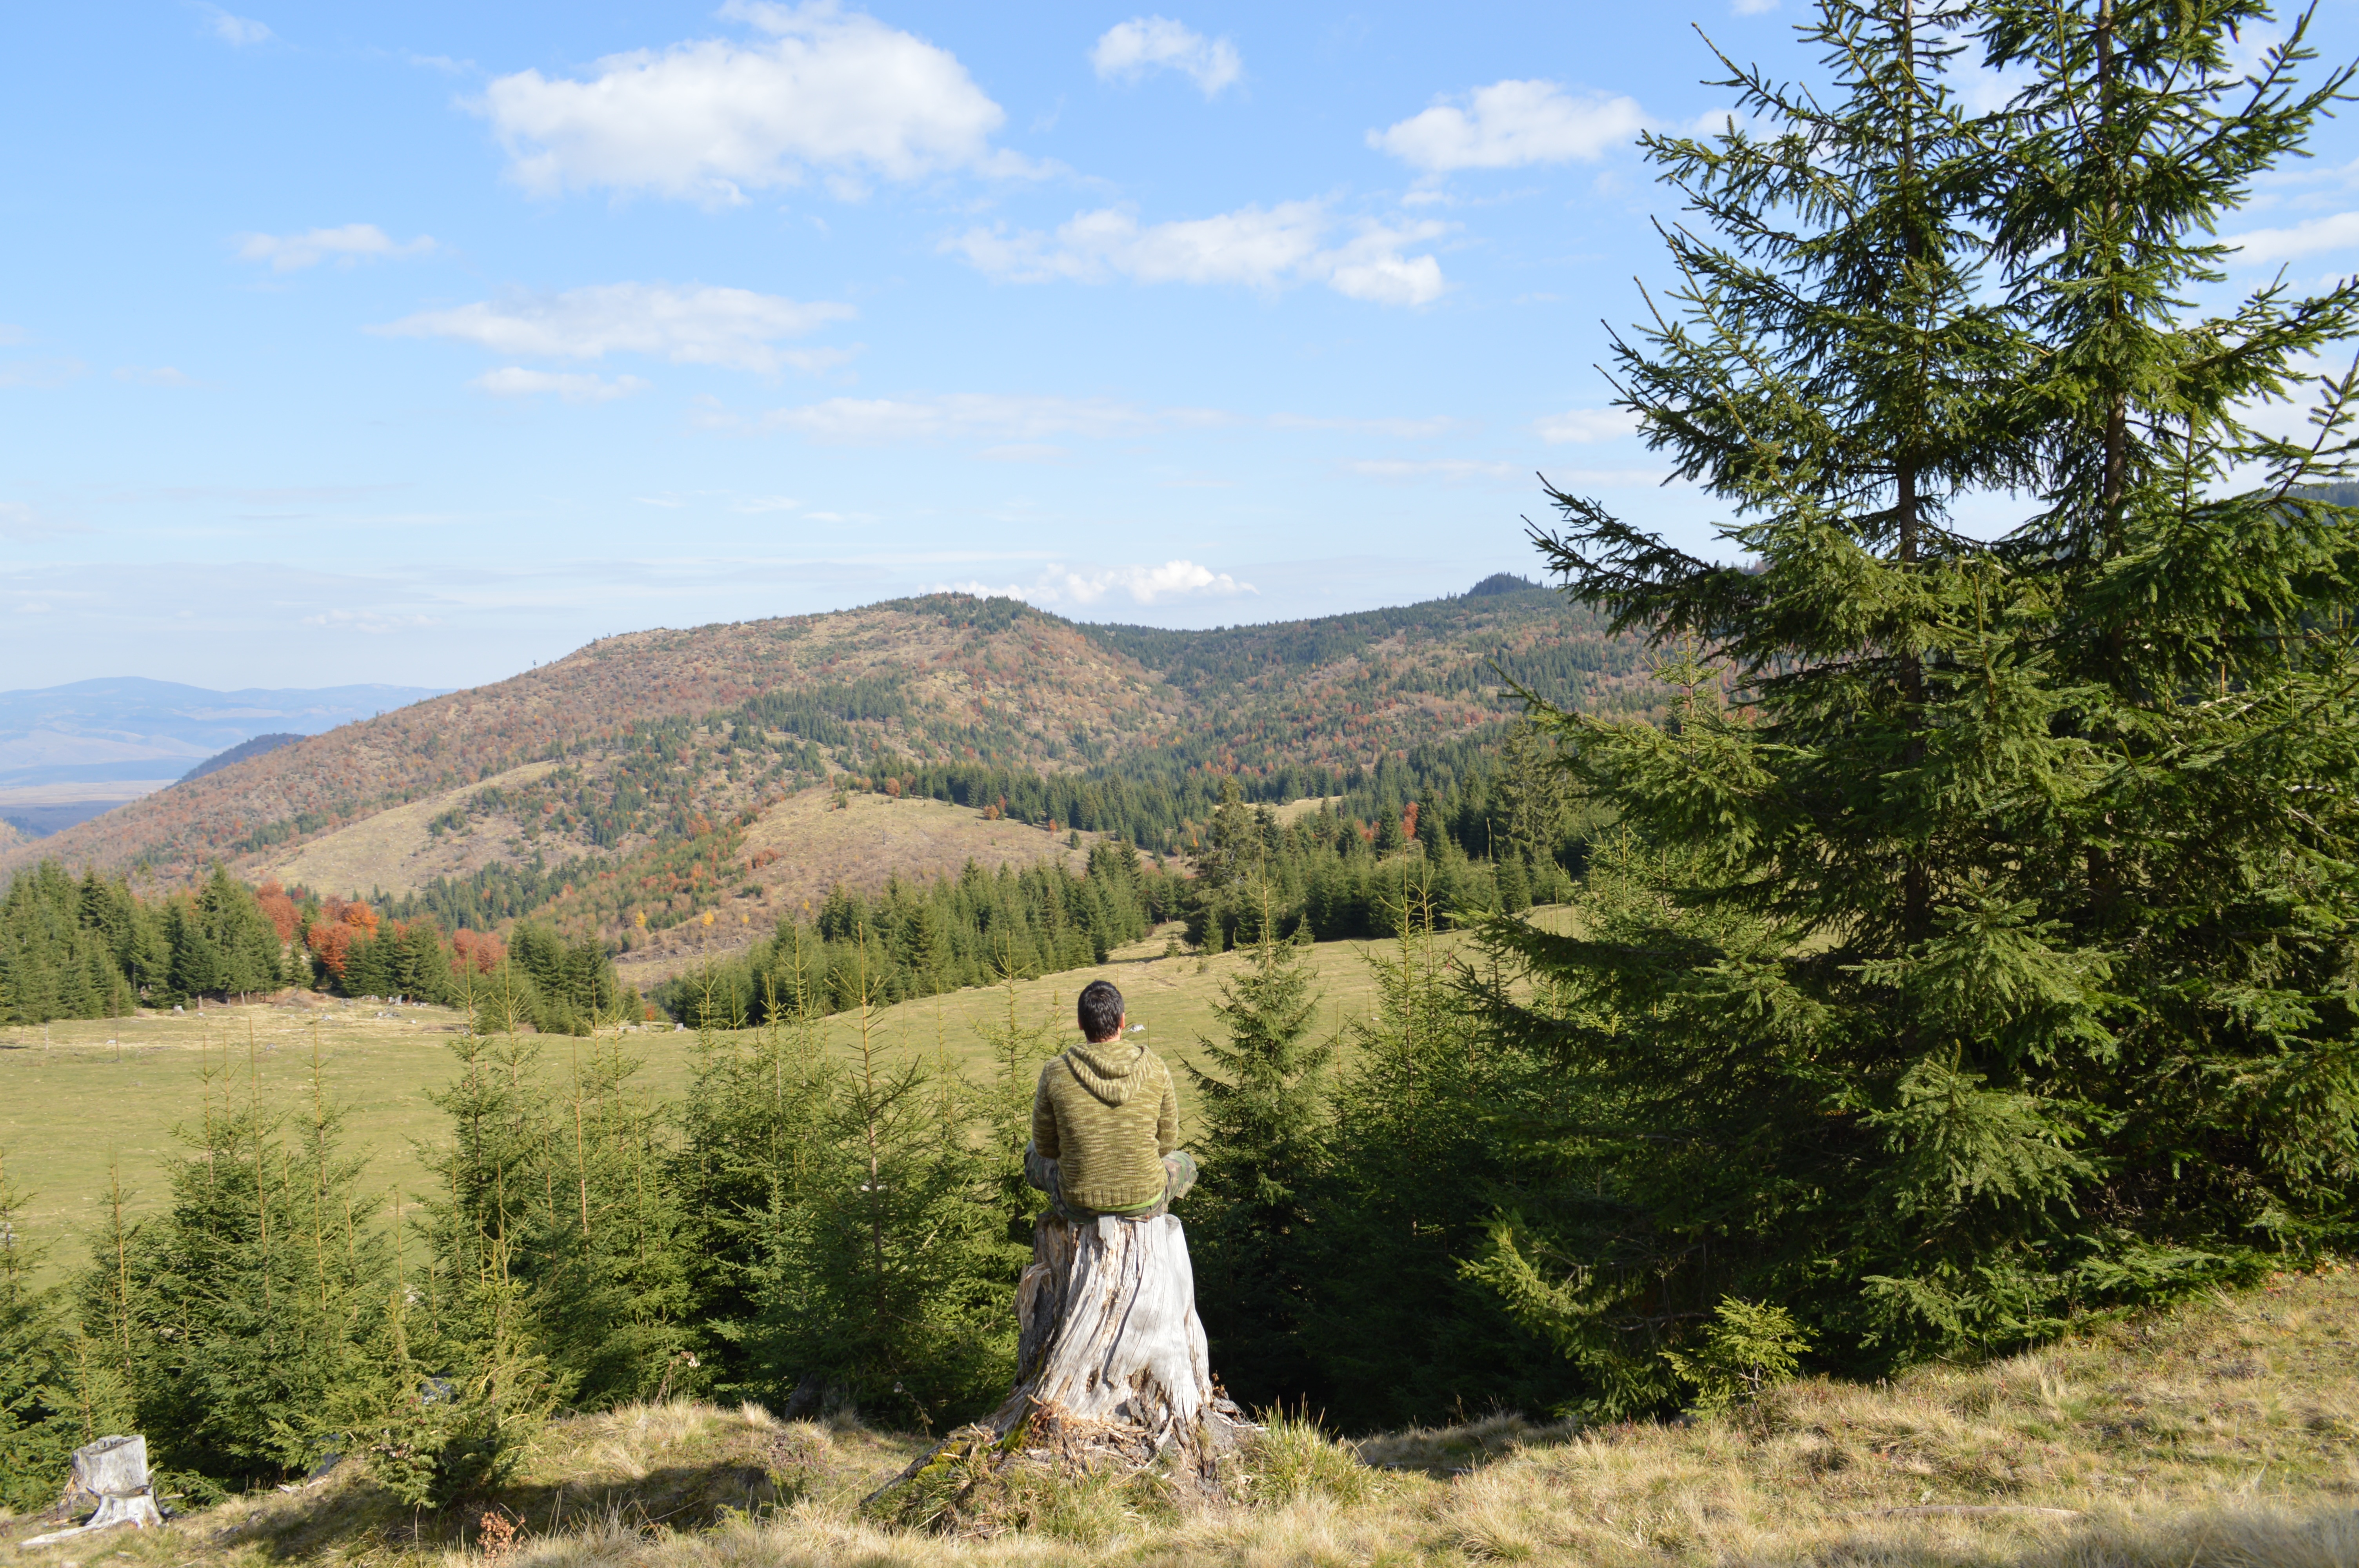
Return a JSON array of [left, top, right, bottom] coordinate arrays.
[[0, 579, 1650, 979]]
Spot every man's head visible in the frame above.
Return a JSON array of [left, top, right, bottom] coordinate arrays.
[[1077, 979, 1125, 1043]]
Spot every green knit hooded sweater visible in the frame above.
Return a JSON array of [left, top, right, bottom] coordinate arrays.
[[1030, 1039, 1179, 1213]]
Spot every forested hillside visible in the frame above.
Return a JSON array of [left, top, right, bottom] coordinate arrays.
[[0, 580, 1640, 967]]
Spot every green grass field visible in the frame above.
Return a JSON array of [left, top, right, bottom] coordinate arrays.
[[0, 921, 1512, 1280]]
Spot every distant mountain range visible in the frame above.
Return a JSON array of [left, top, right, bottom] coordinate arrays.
[[0, 679, 451, 789]]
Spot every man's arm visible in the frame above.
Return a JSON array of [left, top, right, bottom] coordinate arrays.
[[1031, 1060, 1061, 1158], [1157, 1060, 1178, 1156]]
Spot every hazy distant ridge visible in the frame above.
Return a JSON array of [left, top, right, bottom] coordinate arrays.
[[0, 677, 451, 787]]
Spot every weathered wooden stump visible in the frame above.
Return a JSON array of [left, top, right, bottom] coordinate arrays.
[[869, 1210, 1250, 1523], [25, 1435, 163, 1545]]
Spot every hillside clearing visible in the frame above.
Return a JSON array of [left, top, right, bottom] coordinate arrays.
[[258, 761, 560, 899], [616, 788, 1099, 989], [9, 1266, 2356, 1565]]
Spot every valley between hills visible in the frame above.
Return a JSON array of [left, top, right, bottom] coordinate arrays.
[[0, 577, 1648, 985]]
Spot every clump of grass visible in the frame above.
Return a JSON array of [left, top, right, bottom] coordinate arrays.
[[1241, 1408, 1385, 1506], [967, 1461, 1154, 1544]]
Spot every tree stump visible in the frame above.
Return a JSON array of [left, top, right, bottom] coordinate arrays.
[[868, 1211, 1251, 1523], [25, 1436, 163, 1545]]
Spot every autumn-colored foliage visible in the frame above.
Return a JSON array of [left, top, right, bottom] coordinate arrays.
[[305, 920, 353, 978], [254, 878, 300, 943], [452, 927, 506, 973]]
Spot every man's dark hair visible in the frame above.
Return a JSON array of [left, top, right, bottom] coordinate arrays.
[[1078, 980, 1124, 1042]]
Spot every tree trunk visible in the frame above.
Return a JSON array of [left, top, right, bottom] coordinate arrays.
[[867, 1211, 1251, 1523]]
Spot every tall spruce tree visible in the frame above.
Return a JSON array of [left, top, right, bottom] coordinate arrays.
[[744, 940, 1020, 1431], [1302, 876, 1574, 1428], [673, 957, 837, 1399], [1186, 882, 1332, 1407], [1483, 0, 2359, 1393]]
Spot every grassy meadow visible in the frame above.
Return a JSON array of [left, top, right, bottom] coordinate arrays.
[[0, 920, 1507, 1279], [9, 1262, 2357, 1565]]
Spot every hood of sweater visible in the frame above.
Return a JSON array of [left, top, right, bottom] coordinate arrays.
[[1063, 1040, 1150, 1107]]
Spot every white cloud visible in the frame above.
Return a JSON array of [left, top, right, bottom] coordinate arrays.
[[472, 367, 649, 403], [114, 366, 198, 388], [731, 495, 801, 513], [375, 283, 854, 374], [200, 5, 272, 45], [2226, 211, 2359, 263], [1732, 0, 1779, 13], [478, 1, 1030, 203], [1370, 79, 1645, 172], [1536, 407, 1636, 443], [950, 201, 1448, 305], [1090, 17, 1241, 96], [0, 325, 24, 345], [753, 392, 1223, 442], [237, 223, 438, 272], [940, 559, 1256, 607]]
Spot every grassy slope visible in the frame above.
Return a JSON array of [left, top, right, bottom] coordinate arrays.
[[11, 1268, 2357, 1564], [0, 927, 1446, 1279]]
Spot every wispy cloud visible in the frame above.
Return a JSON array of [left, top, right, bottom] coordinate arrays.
[[937, 559, 1255, 607], [472, 367, 649, 403], [237, 223, 439, 272], [478, 0, 1041, 204], [0, 359, 87, 389], [0, 502, 93, 541], [374, 283, 854, 375], [950, 200, 1449, 306], [1352, 459, 1520, 481], [2226, 210, 2359, 263], [299, 607, 437, 633], [1536, 407, 1636, 443], [198, 5, 272, 45], [1269, 412, 1458, 437], [1090, 16, 1241, 96], [738, 392, 1228, 443], [1371, 80, 1645, 172]]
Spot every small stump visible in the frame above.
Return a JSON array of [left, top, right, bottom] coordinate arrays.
[[869, 1210, 1251, 1525], [25, 1436, 164, 1546]]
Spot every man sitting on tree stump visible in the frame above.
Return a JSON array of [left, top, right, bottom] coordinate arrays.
[[1026, 979, 1196, 1221]]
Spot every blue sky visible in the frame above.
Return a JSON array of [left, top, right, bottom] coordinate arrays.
[[6, 1, 2359, 690]]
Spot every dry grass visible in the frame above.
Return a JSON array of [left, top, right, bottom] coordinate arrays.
[[9, 1266, 2359, 1566], [257, 762, 558, 899]]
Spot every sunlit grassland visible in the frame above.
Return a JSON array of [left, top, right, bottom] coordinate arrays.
[[0, 918, 1547, 1278]]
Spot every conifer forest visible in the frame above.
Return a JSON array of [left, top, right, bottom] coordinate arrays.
[[4, 0, 2359, 1536]]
